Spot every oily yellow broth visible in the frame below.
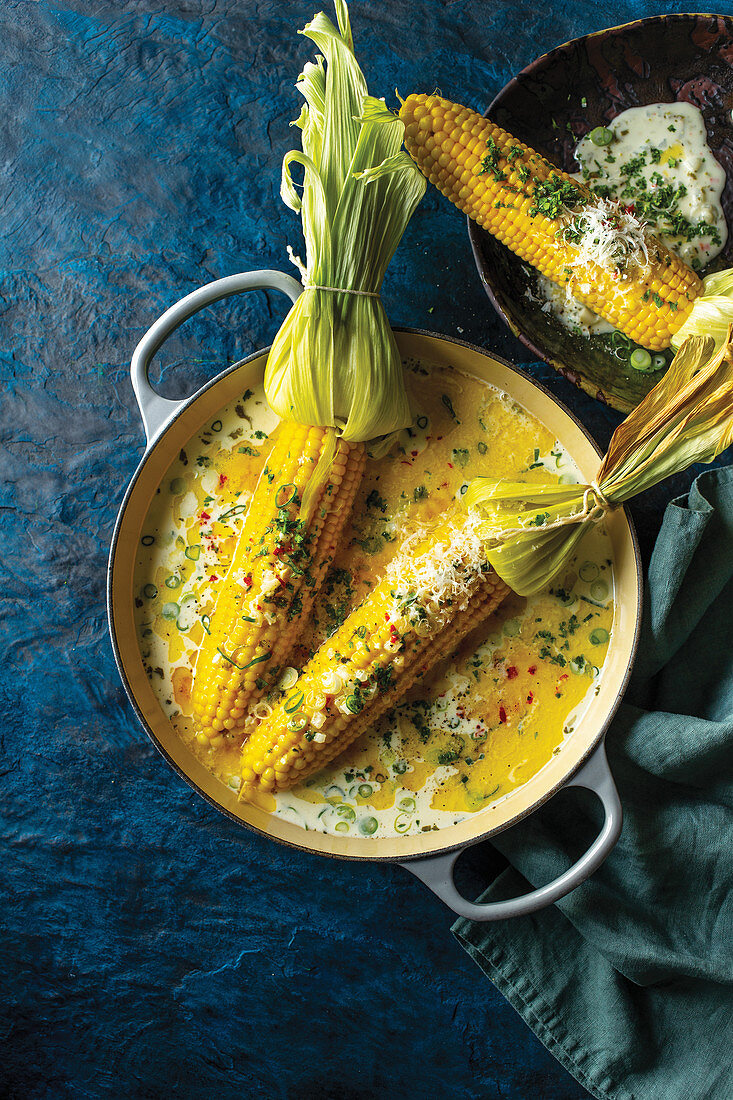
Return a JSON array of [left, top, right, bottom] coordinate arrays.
[[134, 361, 613, 838]]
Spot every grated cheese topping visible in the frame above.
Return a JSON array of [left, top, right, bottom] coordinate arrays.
[[560, 197, 652, 276], [386, 511, 490, 636]]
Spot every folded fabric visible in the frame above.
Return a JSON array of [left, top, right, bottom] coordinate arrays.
[[453, 466, 733, 1100]]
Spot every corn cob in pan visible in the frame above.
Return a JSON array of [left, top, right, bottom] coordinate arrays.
[[398, 93, 712, 352], [192, 426, 365, 744], [239, 512, 508, 798]]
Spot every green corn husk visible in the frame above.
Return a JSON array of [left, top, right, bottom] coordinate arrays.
[[264, 1, 426, 442], [464, 331, 733, 595]]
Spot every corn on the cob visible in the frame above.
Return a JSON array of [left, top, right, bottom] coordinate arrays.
[[192, 424, 366, 746], [399, 93, 703, 351], [238, 511, 509, 798]]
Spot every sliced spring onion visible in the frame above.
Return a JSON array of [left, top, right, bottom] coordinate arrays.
[[284, 691, 304, 714], [211, 420, 222, 432], [141, 535, 155, 546], [630, 348, 653, 372], [359, 816, 379, 836], [334, 821, 350, 833], [185, 545, 201, 561], [217, 648, 272, 671], [161, 602, 179, 621], [393, 761, 407, 775], [275, 483, 298, 508], [652, 354, 667, 371], [590, 628, 610, 645], [590, 580, 609, 601], [358, 783, 373, 798], [608, 330, 634, 361], [286, 714, 307, 731], [201, 614, 211, 635], [578, 561, 599, 582], [394, 814, 410, 833], [165, 575, 181, 589], [398, 796, 415, 812], [345, 695, 363, 714], [169, 477, 186, 494], [589, 126, 613, 146], [217, 504, 248, 522], [278, 667, 299, 691], [176, 596, 198, 632], [336, 804, 356, 821], [142, 583, 158, 599]]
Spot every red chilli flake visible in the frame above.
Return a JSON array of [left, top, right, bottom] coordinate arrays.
[[200, 511, 211, 522], [527, 665, 537, 675], [498, 706, 507, 724], [526, 692, 534, 705], [218, 474, 228, 486], [242, 575, 252, 588], [506, 665, 518, 679], [209, 574, 218, 582]]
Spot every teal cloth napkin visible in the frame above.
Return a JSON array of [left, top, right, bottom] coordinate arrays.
[[453, 466, 733, 1100]]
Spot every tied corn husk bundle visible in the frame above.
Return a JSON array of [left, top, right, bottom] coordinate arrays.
[[264, 1, 426, 442], [465, 331, 733, 595]]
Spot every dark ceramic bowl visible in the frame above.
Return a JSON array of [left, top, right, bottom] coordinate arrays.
[[470, 13, 733, 412]]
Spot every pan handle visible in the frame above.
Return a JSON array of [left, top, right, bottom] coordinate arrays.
[[400, 740, 621, 921], [130, 270, 303, 445]]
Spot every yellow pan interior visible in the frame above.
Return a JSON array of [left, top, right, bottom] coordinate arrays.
[[108, 330, 642, 861]]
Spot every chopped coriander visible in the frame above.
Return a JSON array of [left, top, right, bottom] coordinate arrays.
[[529, 174, 582, 219], [365, 489, 387, 513]]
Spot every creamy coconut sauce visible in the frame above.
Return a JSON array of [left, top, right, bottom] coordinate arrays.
[[537, 102, 727, 337], [134, 363, 614, 838]]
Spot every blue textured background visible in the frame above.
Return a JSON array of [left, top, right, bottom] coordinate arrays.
[[2, 2, 724, 1097]]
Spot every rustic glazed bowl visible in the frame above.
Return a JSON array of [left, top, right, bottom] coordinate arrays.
[[470, 12, 733, 412]]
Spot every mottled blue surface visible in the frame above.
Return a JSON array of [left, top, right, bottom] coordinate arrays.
[[1, 2, 726, 1097]]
